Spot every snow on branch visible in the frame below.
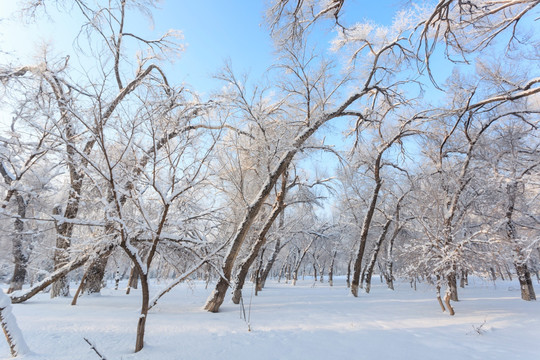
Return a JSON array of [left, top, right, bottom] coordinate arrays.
[[148, 239, 231, 310]]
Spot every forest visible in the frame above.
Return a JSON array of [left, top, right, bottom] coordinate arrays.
[[0, 0, 539, 357]]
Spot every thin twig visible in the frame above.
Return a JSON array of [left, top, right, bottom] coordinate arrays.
[[83, 337, 107, 360]]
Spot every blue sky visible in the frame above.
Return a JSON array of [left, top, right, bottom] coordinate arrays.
[[0, 0, 407, 94], [0, 0, 445, 216], [0, 0, 426, 169]]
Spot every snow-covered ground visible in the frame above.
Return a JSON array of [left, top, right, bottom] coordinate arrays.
[[1, 276, 539, 359]]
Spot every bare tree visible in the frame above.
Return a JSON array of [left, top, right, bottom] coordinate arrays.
[[482, 121, 539, 300]]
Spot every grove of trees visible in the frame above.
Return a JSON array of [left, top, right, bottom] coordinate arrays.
[[1, 0, 539, 355]]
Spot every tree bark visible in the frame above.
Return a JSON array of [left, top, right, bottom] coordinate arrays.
[[134, 272, 150, 352], [365, 219, 392, 294], [351, 153, 384, 297], [0, 162, 30, 294], [506, 181, 536, 301], [7, 195, 28, 294], [444, 290, 455, 316], [254, 249, 265, 295], [83, 256, 110, 294], [126, 265, 140, 294], [346, 256, 352, 288], [231, 176, 287, 304], [328, 250, 337, 286], [515, 263, 536, 301], [260, 238, 281, 289], [51, 205, 75, 298], [436, 276, 446, 313], [447, 271, 459, 302]]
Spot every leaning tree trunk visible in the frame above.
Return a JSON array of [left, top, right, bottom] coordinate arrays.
[[365, 219, 392, 294], [351, 155, 383, 297], [260, 207, 287, 290], [383, 193, 407, 290], [204, 111, 339, 312], [71, 247, 115, 306], [254, 248, 266, 296], [81, 192, 130, 295], [10, 242, 115, 304], [231, 177, 286, 304], [204, 158, 297, 311], [292, 237, 316, 286], [260, 238, 281, 289], [82, 256, 110, 294]]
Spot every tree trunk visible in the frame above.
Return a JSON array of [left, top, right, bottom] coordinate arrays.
[[7, 195, 29, 294], [444, 285, 455, 316], [71, 249, 113, 305], [360, 264, 367, 290], [232, 194, 285, 304], [384, 195, 406, 290], [126, 265, 140, 294], [204, 112, 339, 312], [504, 264, 513, 281], [447, 271, 459, 301], [81, 254, 111, 294], [351, 169, 383, 297], [261, 208, 287, 289], [255, 250, 265, 295], [515, 263, 536, 301], [277, 262, 285, 283], [286, 263, 292, 283], [365, 219, 392, 294], [51, 205, 72, 298], [436, 276, 446, 313], [1, 165, 31, 294], [385, 262, 394, 290], [71, 268, 90, 306], [346, 256, 352, 288], [260, 238, 281, 289], [459, 269, 467, 288], [506, 181, 536, 301], [134, 272, 149, 352], [7, 261, 27, 295], [328, 250, 337, 287]]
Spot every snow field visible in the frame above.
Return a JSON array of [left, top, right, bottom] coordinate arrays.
[[1, 276, 539, 359]]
